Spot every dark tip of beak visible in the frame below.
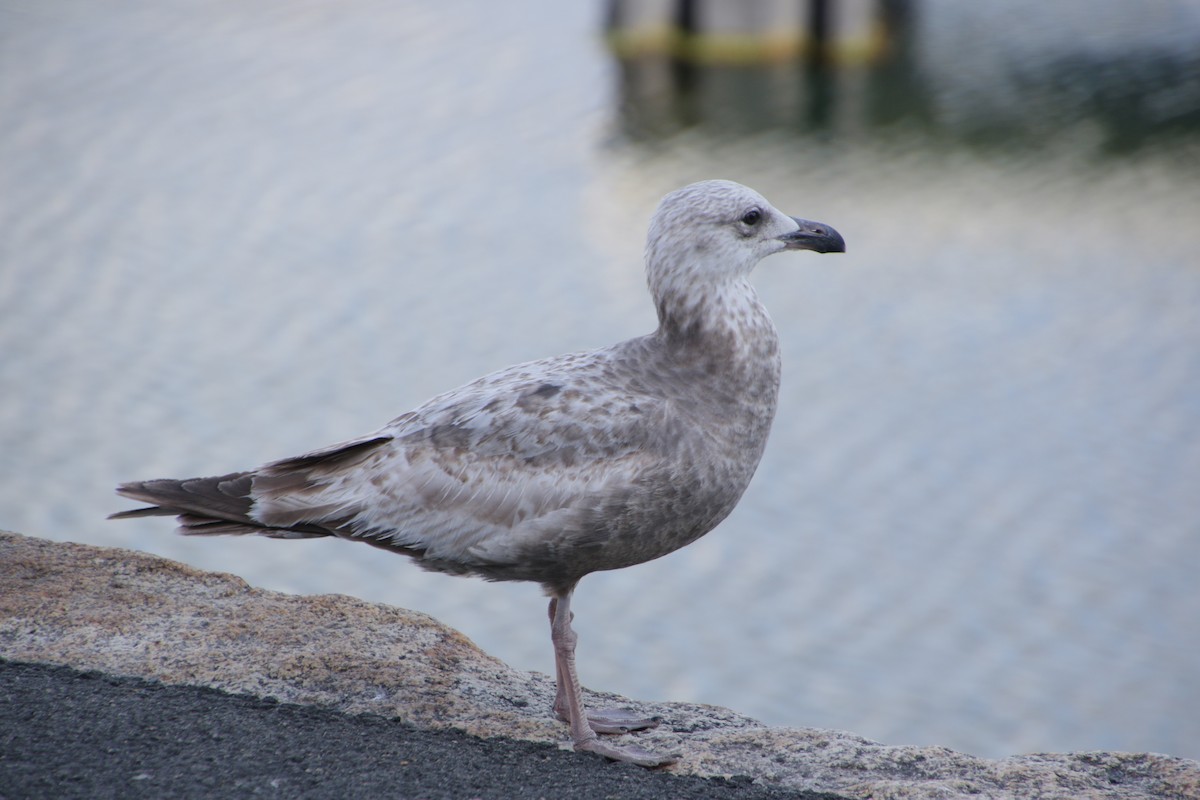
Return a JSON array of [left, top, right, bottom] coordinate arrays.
[[778, 217, 846, 254]]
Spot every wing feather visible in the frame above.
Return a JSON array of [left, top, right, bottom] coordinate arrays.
[[247, 349, 679, 571]]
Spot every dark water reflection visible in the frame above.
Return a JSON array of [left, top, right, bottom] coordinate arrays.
[[612, 4, 1200, 154]]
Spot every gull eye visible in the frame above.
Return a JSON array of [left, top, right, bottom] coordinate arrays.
[[741, 208, 762, 226]]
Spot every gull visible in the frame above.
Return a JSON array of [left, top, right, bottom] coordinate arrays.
[[112, 179, 846, 766]]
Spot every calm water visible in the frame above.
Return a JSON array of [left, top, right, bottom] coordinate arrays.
[[2, 0, 1199, 760]]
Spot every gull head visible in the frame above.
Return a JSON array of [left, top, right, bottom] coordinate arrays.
[[645, 180, 845, 300]]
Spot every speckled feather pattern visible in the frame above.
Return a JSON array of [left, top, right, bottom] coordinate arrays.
[[115, 181, 829, 595]]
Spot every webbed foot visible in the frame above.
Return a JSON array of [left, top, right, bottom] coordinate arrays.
[[557, 706, 662, 735], [575, 735, 677, 767]]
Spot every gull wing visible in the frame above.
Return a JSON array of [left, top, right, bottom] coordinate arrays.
[[249, 350, 681, 575]]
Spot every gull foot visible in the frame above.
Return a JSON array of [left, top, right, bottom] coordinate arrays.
[[555, 704, 663, 734], [585, 706, 662, 735], [575, 736, 678, 768]]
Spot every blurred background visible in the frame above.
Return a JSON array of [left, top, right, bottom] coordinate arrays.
[[2, 0, 1198, 761]]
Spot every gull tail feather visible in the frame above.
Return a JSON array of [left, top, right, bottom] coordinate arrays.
[[110, 472, 329, 539], [110, 436, 394, 539]]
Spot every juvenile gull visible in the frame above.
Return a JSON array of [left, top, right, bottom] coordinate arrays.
[[112, 180, 846, 766]]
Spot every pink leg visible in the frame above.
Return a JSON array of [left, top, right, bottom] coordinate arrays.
[[547, 597, 661, 734], [548, 591, 674, 767]]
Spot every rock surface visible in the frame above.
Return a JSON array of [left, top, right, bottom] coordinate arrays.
[[2, 530, 1196, 800]]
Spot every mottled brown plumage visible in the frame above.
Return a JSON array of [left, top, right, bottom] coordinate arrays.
[[113, 180, 845, 766]]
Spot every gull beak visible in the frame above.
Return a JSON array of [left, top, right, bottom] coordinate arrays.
[[777, 217, 846, 254]]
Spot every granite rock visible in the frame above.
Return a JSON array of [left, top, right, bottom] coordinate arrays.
[[2, 530, 1196, 800]]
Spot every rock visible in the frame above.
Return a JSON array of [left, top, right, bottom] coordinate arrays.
[[1, 530, 1196, 800]]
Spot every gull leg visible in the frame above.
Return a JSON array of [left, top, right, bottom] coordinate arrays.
[[548, 590, 674, 767], [546, 597, 662, 734], [547, 596, 573, 723]]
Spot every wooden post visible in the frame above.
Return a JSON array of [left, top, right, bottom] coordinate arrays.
[[605, 0, 888, 65]]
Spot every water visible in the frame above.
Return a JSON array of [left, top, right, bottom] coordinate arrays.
[[2, 0, 1199, 760]]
